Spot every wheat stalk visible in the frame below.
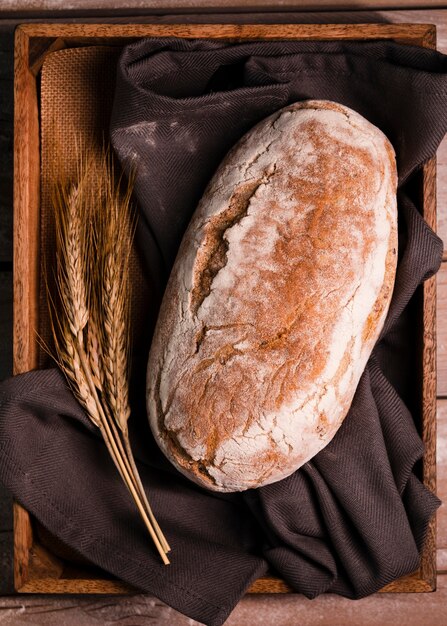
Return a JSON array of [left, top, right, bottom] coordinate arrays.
[[93, 152, 170, 554], [48, 142, 170, 564]]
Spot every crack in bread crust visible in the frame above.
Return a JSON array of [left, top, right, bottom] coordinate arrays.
[[190, 165, 277, 315]]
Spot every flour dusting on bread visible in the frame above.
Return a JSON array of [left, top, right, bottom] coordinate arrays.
[[147, 100, 398, 492]]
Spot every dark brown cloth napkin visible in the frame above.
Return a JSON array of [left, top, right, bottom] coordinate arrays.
[[0, 38, 445, 626]]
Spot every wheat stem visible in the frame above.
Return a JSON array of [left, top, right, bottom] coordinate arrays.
[[122, 433, 171, 553], [74, 336, 169, 565]]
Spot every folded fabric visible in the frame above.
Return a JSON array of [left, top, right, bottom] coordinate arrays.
[[0, 38, 445, 626]]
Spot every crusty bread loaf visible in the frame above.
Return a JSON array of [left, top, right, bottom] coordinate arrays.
[[146, 100, 398, 492]]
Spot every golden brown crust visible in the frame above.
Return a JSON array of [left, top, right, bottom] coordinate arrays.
[[147, 100, 398, 492]]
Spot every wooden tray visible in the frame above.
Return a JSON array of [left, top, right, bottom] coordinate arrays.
[[13, 22, 438, 595]]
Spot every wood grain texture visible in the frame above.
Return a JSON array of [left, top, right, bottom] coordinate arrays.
[[421, 156, 438, 590], [12, 25, 40, 593], [438, 263, 447, 397], [15, 22, 436, 46], [248, 571, 434, 594], [13, 506, 32, 592], [437, 138, 447, 261], [12, 25, 40, 377]]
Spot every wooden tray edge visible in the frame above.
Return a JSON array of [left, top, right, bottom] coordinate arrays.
[[12, 20, 438, 596]]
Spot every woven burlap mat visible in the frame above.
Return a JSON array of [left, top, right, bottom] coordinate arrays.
[[40, 46, 150, 369]]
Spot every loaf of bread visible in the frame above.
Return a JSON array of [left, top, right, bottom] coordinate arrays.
[[146, 100, 398, 492]]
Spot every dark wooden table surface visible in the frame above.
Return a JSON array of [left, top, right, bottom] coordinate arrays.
[[0, 3, 446, 624]]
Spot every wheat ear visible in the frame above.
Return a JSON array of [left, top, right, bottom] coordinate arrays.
[[48, 143, 169, 564]]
